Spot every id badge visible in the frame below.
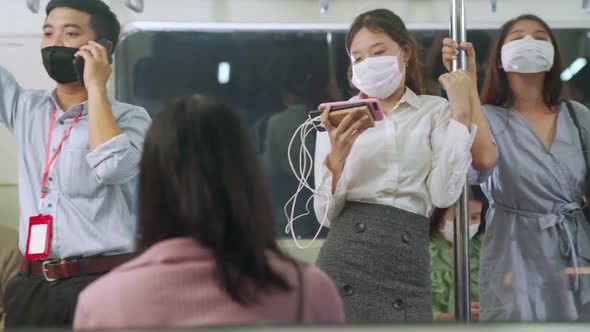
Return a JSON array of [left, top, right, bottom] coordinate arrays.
[[24, 214, 53, 259]]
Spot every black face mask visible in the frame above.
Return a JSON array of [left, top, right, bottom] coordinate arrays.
[[41, 46, 79, 84]]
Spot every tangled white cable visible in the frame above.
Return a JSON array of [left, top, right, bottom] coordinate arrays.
[[284, 114, 332, 249]]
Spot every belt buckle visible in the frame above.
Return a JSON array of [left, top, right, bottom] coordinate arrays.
[[42, 260, 58, 282]]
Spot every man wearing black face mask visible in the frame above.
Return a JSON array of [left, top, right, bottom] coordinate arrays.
[[0, 0, 151, 327]]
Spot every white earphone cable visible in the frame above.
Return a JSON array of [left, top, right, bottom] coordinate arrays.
[[284, 116, 331, 249]]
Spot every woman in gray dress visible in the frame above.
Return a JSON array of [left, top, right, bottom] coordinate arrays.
[[443, 14, 590, 321], [313, 9, 496, 322]]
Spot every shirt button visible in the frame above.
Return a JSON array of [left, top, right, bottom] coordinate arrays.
[[342, 284, 353, 296], [48, 203, 53, 208], [393, 299, 405, 310], [48, 177, 53, 182], [402, 233, 411, 244], [59, 120, 64, 125], [355, 223, 366, 233]]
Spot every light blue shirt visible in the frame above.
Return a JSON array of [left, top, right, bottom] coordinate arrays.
[[0, 65, 151, 259]]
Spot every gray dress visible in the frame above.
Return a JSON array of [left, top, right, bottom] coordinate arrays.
[[471, 101, 590, 321]]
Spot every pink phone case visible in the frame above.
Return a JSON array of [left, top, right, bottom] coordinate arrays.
[[318, 98, 384, 121]]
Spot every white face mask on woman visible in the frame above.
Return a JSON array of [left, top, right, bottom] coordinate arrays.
[[351, 51, 404, 99], [441, 220, 480, 243], [501, 35, 554, 73]]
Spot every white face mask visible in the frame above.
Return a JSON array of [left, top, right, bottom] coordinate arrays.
[[501, 35, 554, 73], [441, 220, 480, 243], [351, 53, 404, 99]]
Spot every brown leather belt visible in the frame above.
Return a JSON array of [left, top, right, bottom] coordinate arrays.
[[19, 253, 135, 282]]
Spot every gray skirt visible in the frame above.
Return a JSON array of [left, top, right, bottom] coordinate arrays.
[[316, 201, 432, 322]]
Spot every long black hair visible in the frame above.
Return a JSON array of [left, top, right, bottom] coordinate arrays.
[[137, 94, 296, 305]]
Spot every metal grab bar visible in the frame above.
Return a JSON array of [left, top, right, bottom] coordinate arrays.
[[450, 0, 472, 322]]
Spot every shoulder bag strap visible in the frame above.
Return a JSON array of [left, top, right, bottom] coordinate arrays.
[[565, 100, 590, 196]]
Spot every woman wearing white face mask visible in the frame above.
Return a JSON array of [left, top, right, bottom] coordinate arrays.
[[313, 9, 496, 322], [442, 14, 590, 321], [430, 186, 487, 321]]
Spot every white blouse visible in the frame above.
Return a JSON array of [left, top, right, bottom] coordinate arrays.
[[313, 88, 477, 228]]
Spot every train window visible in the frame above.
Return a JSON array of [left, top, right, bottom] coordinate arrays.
[[115, 25, 590, 240], [116, 27, 350, 240]]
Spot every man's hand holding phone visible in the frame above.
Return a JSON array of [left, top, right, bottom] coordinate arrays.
[[74, 39, 112, 91]]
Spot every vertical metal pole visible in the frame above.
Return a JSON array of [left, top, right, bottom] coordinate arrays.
[[450, 0, 471, 322]]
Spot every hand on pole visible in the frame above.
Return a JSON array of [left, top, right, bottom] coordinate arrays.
[[442, 38, 477, 83]]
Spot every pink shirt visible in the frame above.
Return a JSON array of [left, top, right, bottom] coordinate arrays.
[[73, 237, 344, 329]]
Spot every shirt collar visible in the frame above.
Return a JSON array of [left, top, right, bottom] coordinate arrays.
[[355, 86, 422, 112], [398, 87, 422, 110], [49, 90, 89, 117]]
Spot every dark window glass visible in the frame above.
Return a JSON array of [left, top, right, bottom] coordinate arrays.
[[116, 27, 590, 239]]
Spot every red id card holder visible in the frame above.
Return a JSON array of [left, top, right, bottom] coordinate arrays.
[[24, 214, 53, 259]]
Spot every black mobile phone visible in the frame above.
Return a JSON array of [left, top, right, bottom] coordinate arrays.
[[73, 37, 112, 85]]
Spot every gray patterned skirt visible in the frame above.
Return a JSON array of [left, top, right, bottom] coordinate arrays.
[[316, 201, 432, 322]]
